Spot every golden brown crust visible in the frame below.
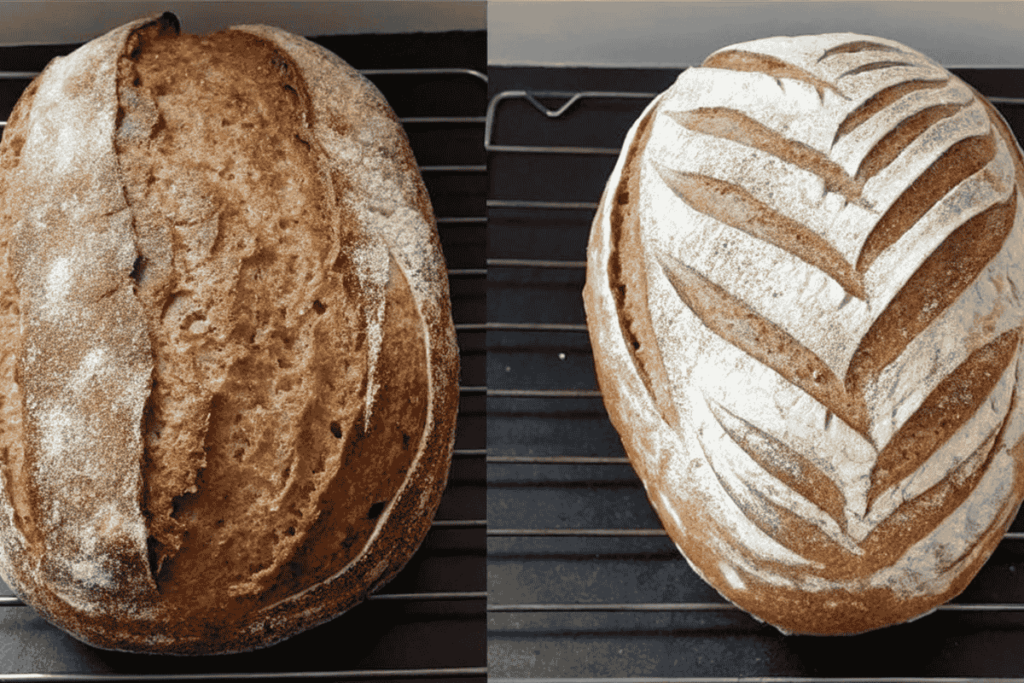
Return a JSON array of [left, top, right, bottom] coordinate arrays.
[[0, 12, 458, 654]]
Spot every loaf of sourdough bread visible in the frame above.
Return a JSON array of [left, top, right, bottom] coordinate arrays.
[[584, 33, 1024, 634], [0, 12, 459, 654]]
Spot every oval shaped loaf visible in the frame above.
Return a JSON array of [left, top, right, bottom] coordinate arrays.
[[584, 33, 1024, 635], [0, 13, 459, 654]]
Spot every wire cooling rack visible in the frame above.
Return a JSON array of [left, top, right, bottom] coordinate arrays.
[[486, 64, 1024, 681], [0, 30, 486, 681]]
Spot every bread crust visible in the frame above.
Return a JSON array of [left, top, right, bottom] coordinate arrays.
[[584, 33, 1024, 635], [0, 13, 458, 654]]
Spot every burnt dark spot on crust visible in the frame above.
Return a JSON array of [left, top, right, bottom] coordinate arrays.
[[129, 254, 146, 283], [158, 11, 181, 36], [272, 54, 290, 75], [368, 501, 386, 519], [151, 113, 167, 137], [146, 536, 162, 579]]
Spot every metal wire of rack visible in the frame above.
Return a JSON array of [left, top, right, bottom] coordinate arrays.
[[485, 64, 1024, 681], [0, 30, 486, 681]]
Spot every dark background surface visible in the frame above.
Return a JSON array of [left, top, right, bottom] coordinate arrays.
[[0, 29, 486, 680], [486, 64, 1024, 680]]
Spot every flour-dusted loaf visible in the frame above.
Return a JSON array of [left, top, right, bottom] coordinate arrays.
[[0, 12, 459, 654], [584, 33, 1024, 635]]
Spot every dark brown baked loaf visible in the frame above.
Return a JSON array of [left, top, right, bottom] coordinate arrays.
[[584, 33, 1024, 634], [0, 12, 459, 654]]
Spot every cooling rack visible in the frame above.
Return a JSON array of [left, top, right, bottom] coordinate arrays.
[[0, 29, 486, 682], [486, 64, 1024, 681]]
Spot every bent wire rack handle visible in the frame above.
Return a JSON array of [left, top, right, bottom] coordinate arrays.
[[361, 67, 487, 85], [484, 90, 659, 331], [484, 89, 621, 430], [484, 89, 657, 155], [485, 89, 656, 211]]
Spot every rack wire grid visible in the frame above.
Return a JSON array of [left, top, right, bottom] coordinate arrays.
[[486, 63, 1024, 681], [0, 29, 486, 681]]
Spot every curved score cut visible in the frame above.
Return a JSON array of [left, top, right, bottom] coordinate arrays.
[[657, 251, 870, 437], [819, 41, 909, 61], [866, 329, 1020, 509], [702, 50, 843, 99], [655, 164, 865, 299], [259, 252, 430, 606], [666, 109, 864, 204], [855, 135, 996, 273], [854, 104, 967, 183], [847, 191, 1016, 396], [606, 101, 682, 431], [708, 400, 848, 533], [832, 78, 948, 147]]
